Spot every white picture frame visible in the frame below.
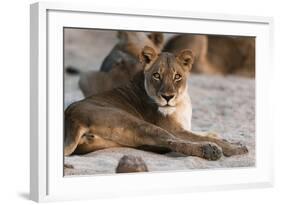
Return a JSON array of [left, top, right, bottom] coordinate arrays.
[[30, 2, 274, 202]]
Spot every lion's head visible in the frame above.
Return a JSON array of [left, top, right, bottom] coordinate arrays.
[[139, 46, 194, 115]]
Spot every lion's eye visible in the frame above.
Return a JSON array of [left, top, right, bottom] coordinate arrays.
[[174, 74, 182, 81], [153, 73, 161, 80]]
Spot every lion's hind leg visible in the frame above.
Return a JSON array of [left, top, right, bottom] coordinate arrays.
[[64, 117, 89, 156]]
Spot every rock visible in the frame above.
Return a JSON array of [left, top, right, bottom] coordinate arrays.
[[116, 155, 148, 173]]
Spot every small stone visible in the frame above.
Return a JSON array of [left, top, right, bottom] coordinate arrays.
[[116, 155, 148, 173]]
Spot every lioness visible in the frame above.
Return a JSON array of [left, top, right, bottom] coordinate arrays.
[[64, 46, 248, 160], [164, 34, 255, 77], [79, 31, 164, 97]]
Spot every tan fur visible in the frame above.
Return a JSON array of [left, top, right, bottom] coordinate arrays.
[[65, 47, 248, 161], [164, 34, 255, 77], [79, 66, 131, 97], [164, 34, 208, 74]]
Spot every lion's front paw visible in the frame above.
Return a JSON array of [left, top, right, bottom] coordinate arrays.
[[168, 140, 222, 161], [201, 143, 222, 161]]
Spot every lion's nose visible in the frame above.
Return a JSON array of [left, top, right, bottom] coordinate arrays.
[[161, 94, 175, 102]]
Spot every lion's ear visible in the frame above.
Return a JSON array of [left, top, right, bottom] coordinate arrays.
[[176, 49, 194, 71], [139, 46, 157, 67], [147, 32, 164, 48]]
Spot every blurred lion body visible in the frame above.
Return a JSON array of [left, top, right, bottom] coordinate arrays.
[[79, 31, 164, 97], [164, 34, 255, 77]]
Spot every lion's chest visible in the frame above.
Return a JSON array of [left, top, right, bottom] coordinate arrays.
[[173, 101, 192, 131]]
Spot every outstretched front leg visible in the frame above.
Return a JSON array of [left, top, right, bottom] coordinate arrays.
[[64, 104, 222, 160], [171, 129, 248, 157], [93, 120, 223, 160]]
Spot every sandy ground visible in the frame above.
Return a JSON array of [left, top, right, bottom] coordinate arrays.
[[63, 29, 255, 176]]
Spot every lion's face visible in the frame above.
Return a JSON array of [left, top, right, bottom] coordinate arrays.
[[139, 46, 194, 114]]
